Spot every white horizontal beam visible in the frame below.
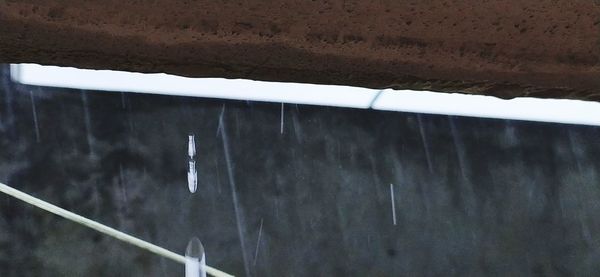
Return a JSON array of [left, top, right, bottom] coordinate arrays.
[[371, 89, 600, 126], [10, 64, 600, 126], [10, 64, 378, 109]]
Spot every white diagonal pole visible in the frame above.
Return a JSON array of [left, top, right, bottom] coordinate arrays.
[[0, 182, 233, 277]]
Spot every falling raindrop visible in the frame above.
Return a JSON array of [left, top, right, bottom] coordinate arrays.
[[216, 104, 225, 137], [253, 218, 264, 266], [80, 91, 95, 157], [188, 135, 196, 158], [280, 103, 284, 134], [29, 89, 40, 142], [120, 92, 126, 109], [219, 110, 252, 277], [126, 100, 135, 134], [188, 160, 198, 193], [118, 163, 130, 212], [185, 237, 206, 277], [448, 116, 467, 180], [416, 114, 432, 173], [447, 116, 476, 216], [390, 183, 397, 226], [291, 108, 303, 142]]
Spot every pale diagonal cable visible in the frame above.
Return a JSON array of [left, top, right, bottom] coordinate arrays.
[[0, 182, 234, 277]]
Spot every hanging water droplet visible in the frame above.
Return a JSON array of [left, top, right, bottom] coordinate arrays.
[[185, 237, 206, 277], [188, 135, 196, 158], [188, 160, 198, 193], [187, 134, 198, 193]]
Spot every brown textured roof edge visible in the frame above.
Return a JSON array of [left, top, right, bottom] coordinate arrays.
[[1, 1, 599, 100]]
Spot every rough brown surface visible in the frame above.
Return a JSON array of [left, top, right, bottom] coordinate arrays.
[[1, 0, 599, 100]]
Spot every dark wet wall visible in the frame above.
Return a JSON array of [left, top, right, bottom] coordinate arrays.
[[0, 65, 599, 276]]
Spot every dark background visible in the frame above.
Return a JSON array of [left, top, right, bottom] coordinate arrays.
[[1, 65, 599, 276]]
